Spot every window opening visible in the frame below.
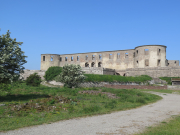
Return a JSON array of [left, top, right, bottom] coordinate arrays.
[[77, 56, 79, 61], [145, 49, 149, 55], [65, 57, 68, 61], [85, 55, 88, 60], [71, 56, 73, 61], [133, 52, 135, 58], [109, 54, 112, 59], [99, 54, 102, 60], [145, 59, 149, 66], [60, 57, 62, 61], [157, 49, 161, 55], [117, 53, 120, 59], [91, 62, 95, 67], [51, 56, 53, 61], [92, 55, 95, 60], [98, 62, 102, 67], [136, 50, 138, 54], [43, 56, 45, 61], [136, 60, 139, 66], [85, 62, 89, 67], [125, 53, 129, 58], [157, 59, 161, 66]]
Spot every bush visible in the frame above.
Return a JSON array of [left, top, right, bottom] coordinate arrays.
[[159, 77, 180, 85], [25, 73, 42, 86], [44, 66, 63, 81], [0, 83, 12, 92], [84, 74, 152, 83], [55, 64, 86, 88]]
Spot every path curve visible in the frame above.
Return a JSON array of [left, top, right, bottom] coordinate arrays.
[[1, 92, 180, 135]]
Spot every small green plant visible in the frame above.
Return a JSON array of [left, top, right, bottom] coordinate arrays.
[[55, 64, 86, 88], [44, 66, 63, 81], [25, 73, 42, 86], [0, 83, 12, 93]]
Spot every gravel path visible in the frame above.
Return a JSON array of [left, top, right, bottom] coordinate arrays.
[[1, 92, 180, 135]]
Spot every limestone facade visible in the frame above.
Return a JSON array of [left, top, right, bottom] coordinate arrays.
[[40, 45, 180, 78]]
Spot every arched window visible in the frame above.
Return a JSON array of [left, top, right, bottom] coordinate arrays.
[[91, 62, 95, 67], [98, 62, 102, 67], [85, 62, 89, 67]]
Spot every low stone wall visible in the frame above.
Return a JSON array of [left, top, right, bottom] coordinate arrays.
[[105, 85, 167, 90], [81, 67, 103, 75], [79, 82, 148, 88], [125, 67, 180, 78], [20, 70, 45, 80]]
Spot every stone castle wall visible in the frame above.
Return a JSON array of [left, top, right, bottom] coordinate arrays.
[[125, 67, 180, 78], [41, 45, 176, 71]]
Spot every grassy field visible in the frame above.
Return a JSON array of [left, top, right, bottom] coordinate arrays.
[[137, 115, 180, 135], [0, 83, 161, 132]]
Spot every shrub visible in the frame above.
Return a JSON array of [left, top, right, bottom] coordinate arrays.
[[84, 74, 152, 83], [25, 73, 42, 86], [159, 77, 180, 85], [55, 64, 86, 88], [0, 83, 12, 92], [44, 66, 63, 81]]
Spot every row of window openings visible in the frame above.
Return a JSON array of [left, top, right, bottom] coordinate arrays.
[[43, 49, 160, 61], [136, 59, 161, 67], [43, 53, 128, 62], [135, 49, 161, 56], [85, 62, 102, 67], [59, 53, 128, 61]]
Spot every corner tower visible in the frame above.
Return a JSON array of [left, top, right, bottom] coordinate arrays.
[[41, 54, 60, 70], [134, 45, 167, 68]]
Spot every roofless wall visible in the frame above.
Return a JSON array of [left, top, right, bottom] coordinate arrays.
[[41, 45, 168, 71]]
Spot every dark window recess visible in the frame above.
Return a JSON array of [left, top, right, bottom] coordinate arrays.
[[77, 56, 79, 61], [133, 52, 135, 58], [98, 62, 102, 67], [117, 53, 120, 58], [43, 56, 45, 61], [157, 49, 161, 55], [92, 55, 95, 60], [145, 59, 149, 66], [136, 60, 139, 66], [60, 57, 62, 61], [157, 59, 161, 66], [65, 57, 68, 61], [85, 62, 89, 67], [91, 62, 95, 67]]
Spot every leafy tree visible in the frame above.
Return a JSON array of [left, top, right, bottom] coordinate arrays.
[[0, 30, 27, 83], [55, 64, 86, 88], [44, 66, 63, 81]]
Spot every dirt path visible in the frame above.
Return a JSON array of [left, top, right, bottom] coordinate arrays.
[[1, 92, 180, 135]]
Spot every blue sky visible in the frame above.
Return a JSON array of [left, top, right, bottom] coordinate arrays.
[[1, 0, 180, 70]]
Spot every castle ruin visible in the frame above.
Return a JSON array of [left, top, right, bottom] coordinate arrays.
[[40, 45, 180, 78]]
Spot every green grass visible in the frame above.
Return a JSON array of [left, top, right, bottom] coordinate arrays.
[[159, 77, 180, 85], [137, 115, 180, 135], [84, 74, 152, 83], [0, 83, 161, 132]]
